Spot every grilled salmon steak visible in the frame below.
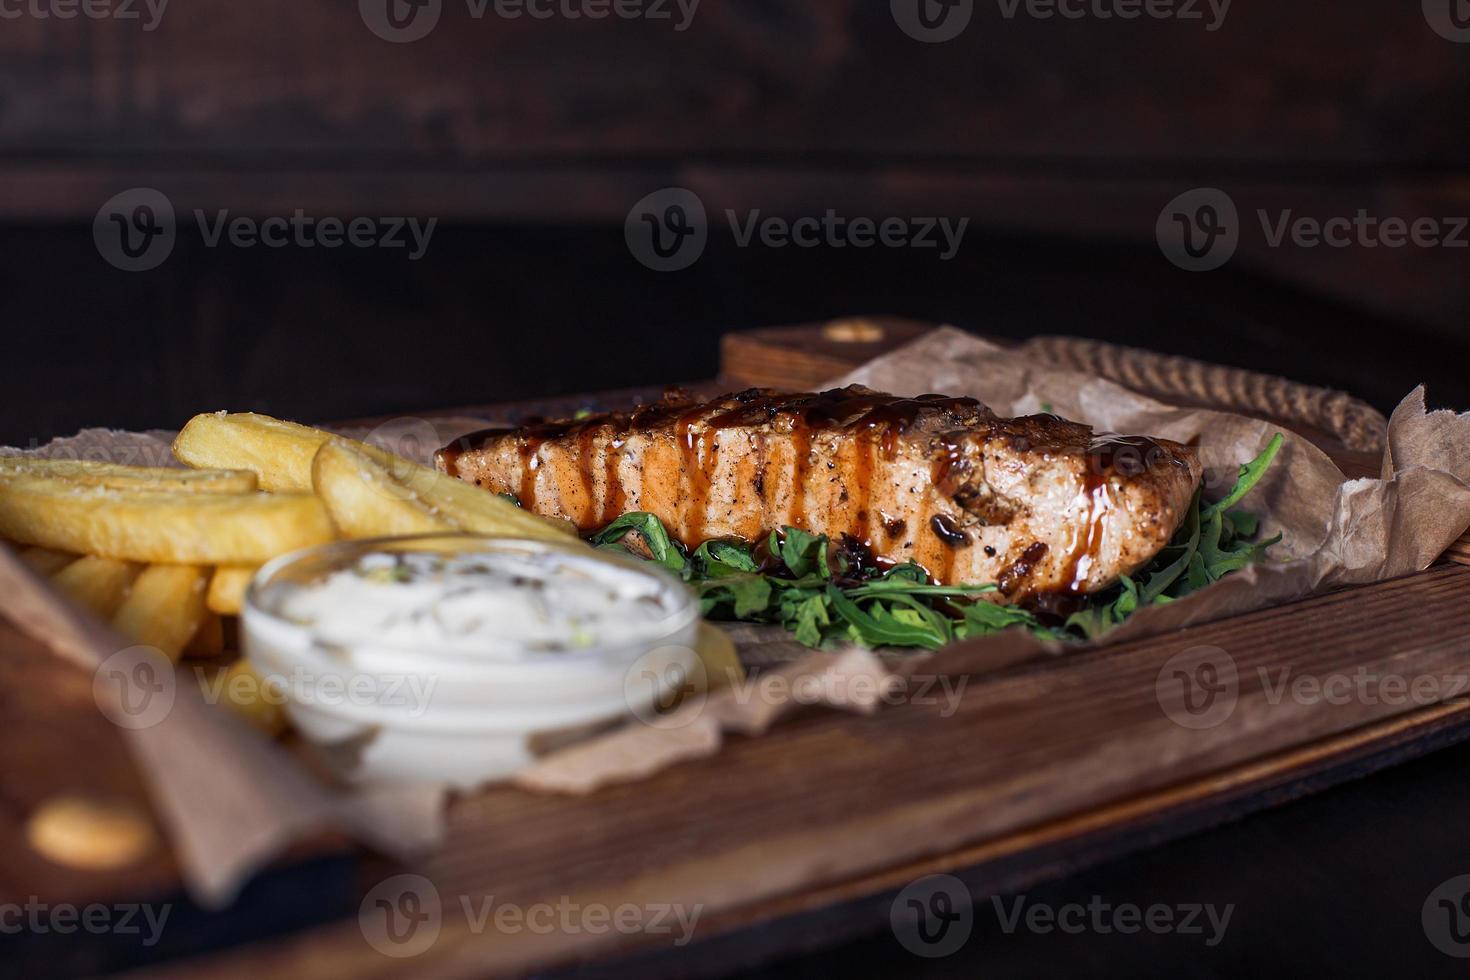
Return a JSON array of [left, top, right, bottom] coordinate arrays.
[[437, 386, 1202, 599]]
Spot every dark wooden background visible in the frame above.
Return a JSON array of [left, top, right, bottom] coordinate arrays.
[[2, 1, 1469, 446]]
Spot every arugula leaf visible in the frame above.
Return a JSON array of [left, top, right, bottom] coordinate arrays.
[[777, 527, 830, 579], [691, 539, 761, 577], [1139, 491, 1200, 603], [587, 512, 687, 575], [1202, 433, 1283, 520], [791, 594, 832, 647], [1226, 510, 1259, 538], [826, 586, 949, 649]]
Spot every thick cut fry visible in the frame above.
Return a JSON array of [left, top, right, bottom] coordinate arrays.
[[19, 545, 77, 576], [391, 456, 579, 541], [173, 413, 335, 492], [207, 564, 259, 615], [693, 622, 744, 694], [196, 661, 289, 737], [185, 612, 226, 657], [312, 440, 456, 539], [0, 457, 257, 493], [51, 556, 142, 618], [0, 477, 334, 563], [175, 411, 574, 541], [112, 565, 210, 662]]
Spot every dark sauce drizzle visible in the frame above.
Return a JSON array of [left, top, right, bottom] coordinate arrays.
[[442, 387, 982, 547]]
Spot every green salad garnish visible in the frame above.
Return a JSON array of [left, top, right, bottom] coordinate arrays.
[[587, 434, 1284, 649]]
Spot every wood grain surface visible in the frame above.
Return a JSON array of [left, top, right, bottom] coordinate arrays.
[[133, 565, 1470, 979]]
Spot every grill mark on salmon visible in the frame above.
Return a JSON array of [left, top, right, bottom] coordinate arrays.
[[437, 386, 1203, 600]]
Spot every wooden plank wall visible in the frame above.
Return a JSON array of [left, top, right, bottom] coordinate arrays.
[[1, 2, 1467, 329]]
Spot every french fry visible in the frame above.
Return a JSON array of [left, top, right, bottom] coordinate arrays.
[[393, 457, 579, 542], [198, 660, 289, 737], [175, 411, 575, 541], [0, 476, 334, 563], [172, 413, 335, 492], [0, 457, 257, 493], [207, 564, 259, 615], [112, 565, 209, 662], [693, 622, 744, 694], [19, 545, 77, 576], [312, 440, 456, 538], [51, 556, 142, 618], [184, 612, 226, 657]]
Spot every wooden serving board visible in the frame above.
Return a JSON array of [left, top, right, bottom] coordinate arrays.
[[3, 326, 1469, 979]]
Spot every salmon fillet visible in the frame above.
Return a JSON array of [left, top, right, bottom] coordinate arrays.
[[436, 386, 1202, 599]]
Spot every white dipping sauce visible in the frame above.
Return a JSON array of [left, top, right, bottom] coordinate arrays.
[[242, 536, 700, 788], [275, 550, 677, 659]]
